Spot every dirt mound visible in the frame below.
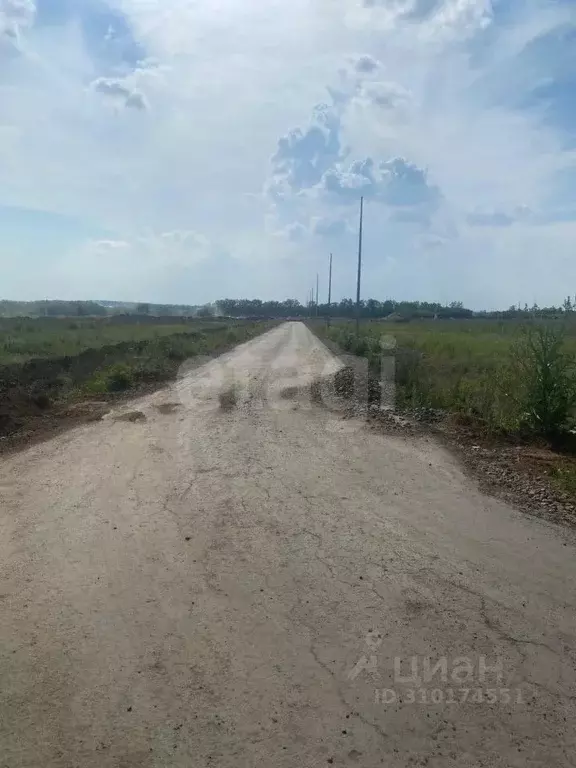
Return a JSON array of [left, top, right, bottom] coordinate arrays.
[[113, 411, 147, 423]]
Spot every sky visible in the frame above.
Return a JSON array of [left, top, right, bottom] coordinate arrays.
[[0, 0, 575, 309]]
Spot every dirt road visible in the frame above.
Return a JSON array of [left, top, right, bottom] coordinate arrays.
[[1, 322, 575, 767]]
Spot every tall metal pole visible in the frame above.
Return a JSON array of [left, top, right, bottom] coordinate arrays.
[[327, 252, 333, 328], [356, 196, 364, 336], [316, 273, 319, 316]]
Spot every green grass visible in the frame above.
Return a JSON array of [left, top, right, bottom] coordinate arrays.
[[312, 318, 576, 437], [0, 318, 276, 437], [549, 462, 576, 498], [0, 317, 239, 365], [72, 322, 274, 397]]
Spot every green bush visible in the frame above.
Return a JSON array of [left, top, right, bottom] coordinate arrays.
[[510, 325, 576, 437], [105, 363, 134, 392], [320, 320, 576, 439], [83, 375, 108, 395]]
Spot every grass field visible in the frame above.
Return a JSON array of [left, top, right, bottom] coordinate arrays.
[[0, 316, 275, 438], [312, 317, 576, 439], [0, 317, 237, 365]]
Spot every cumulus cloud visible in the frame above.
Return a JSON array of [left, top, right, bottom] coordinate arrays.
[[322, 157, 441, 208], [362, 0, 494, 41], [359, 80, 411, 110], [1, 0, 576, 308], [269, 104, 344, 198], [92, 76, 148, 110], [285, 222, 307, 242], [0, 0, 35, 41], [313, 216, 351, 238], [401, 0, 442, 21], [354, 54, 380, 73]]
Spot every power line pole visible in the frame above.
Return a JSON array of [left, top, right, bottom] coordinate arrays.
[[355, 196, 364, 336], [316, 273, 319, 316], [327, 252, 333, 328]]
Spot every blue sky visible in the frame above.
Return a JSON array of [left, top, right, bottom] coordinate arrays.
[[0, 0, 575, 308]]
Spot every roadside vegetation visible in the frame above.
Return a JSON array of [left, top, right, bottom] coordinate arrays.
[[0, 316, 237, 365], [314, 318, 576, 441], [311, 317, 576, 510], [0, 317, 274, 439]]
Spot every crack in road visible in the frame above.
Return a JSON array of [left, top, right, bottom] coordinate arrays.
[[1, 322, 575, 767]]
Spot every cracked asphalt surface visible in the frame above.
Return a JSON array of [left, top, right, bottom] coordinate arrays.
[[1, 321, 575, 767]]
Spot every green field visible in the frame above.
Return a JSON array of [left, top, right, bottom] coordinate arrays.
[[0, 316, 274, 437], [313, 318, 576, 439], [0, 317, 238, 365]]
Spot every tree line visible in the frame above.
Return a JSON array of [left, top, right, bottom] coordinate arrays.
[[0, 300, 198, 318], [216, 297, 576, 320], [3, 296, 576, 321], [216, 298, 473, 319]]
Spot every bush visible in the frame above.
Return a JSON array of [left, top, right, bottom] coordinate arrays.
[[510, 325, 576, 437], [135, 357, 170, 381], [105, 363, 134, 392], [32, 393, 51, 410], [83, 375, 108, 395]]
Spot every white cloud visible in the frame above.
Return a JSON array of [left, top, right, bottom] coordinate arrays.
[[92, 230, 214, 269], [313, 216, 352, 238], [358, 80, 411, 110], [353, 53, 380, 73], [0, 0, 575, 307], [50, 230, 225, 303], [0, 0, 34, 40], [269, 104, 345, 198], [284, 222, 308, 242], [321, 156, 441, 208], [92, 77, 148, 110]]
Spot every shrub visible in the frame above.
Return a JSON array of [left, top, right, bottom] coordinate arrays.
[[32, 393, 51, 410], [510, 325, 576, 437], [105, 363, 134, 392], [83, 375, 108, 395], [165, 339, 194, 361]]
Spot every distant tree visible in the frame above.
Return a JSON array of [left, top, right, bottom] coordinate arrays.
[[136, 303, 150, 315]]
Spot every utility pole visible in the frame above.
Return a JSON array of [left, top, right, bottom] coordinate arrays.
[[316, 273, 319, 316], [355, 196, 364, 336], [327, 252, 333, 328]]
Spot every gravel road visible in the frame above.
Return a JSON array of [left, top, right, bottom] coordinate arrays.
[[1, 322, 575, 767]]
